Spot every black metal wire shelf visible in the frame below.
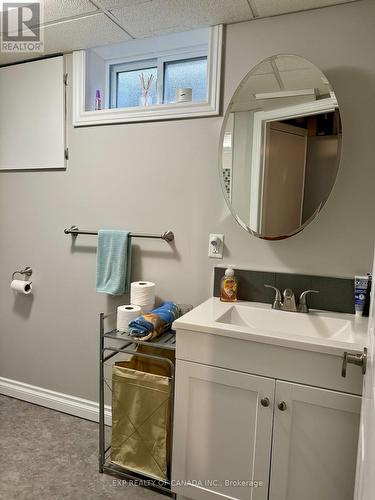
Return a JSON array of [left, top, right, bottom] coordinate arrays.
[[99, 312, 176, 498]]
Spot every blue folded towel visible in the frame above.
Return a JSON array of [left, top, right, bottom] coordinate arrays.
[[96, 230, 131, 295], [129, 302, 180, 340]]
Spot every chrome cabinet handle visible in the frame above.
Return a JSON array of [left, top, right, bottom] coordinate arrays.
[[341, 347, 367, 378], [278, 401, 287, 411], [260, 397, 270, 407]]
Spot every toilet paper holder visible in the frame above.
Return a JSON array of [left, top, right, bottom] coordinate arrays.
[[11, 266, 33, 281]]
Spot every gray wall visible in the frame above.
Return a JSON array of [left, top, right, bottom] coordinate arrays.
[[1, 0, 374, 402], [303, 135, 340, 223]]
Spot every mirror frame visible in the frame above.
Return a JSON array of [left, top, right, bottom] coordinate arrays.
[[219, 54, 342, 240]]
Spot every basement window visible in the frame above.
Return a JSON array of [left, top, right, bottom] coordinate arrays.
[[73, 26, 222, 126], [109, 54, 207, 108], [163, 56, 207, 104], [112, 61, 158, 108]]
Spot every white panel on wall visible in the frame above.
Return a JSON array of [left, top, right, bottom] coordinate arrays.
[[0, 56, 65, 170]]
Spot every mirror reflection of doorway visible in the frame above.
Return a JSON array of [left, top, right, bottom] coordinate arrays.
[[260, 122, 307, 237]]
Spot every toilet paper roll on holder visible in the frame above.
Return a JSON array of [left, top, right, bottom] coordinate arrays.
[[11, 267, 33, 281]]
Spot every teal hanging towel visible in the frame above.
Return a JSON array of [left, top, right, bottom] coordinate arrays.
[[96, 230, 131, 295]]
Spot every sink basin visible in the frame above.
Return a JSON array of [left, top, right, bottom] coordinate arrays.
[[216, 303, 352, 339], [173, 298, 368, 355]]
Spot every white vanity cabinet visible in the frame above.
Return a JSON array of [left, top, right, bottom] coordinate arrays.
[[173, 360, 274, 500], [172, 321, 363, 500], [269, 381, 361, 500]]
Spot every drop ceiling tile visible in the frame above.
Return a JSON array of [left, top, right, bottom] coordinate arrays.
[[252, 60, 274, 76], [253, 0, 358, 17], [98, 0, 152, 9], [110, 0, 253, 38], [275, 55, 313, 72], [41, 13, 131, 54], [239, 73, 281, 98], [40, 0, 99, 23], [279, 68, 328, 92]]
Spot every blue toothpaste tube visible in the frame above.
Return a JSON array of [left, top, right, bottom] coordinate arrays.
[[354, 275, 370, 316]]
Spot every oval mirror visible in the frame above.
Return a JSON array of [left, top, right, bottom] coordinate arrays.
[[220, 54, 342, 240]]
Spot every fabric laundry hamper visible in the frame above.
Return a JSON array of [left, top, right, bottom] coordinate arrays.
[[111, 345, 175, 481]]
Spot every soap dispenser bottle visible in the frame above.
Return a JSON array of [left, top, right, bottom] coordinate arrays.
[[220, 265, 238, 302]]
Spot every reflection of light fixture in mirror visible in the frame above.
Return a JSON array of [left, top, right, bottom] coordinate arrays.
[[255, 89, 317, 100], [329, 90, 337, 101]]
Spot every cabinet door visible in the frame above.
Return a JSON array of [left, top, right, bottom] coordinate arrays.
[[172, 360, 275, 500], [269, 381, 361, 500]]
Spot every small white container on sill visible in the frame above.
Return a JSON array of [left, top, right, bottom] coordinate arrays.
[[176, 88, 192, 103]]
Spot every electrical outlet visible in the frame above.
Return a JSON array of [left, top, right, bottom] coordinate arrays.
[[208, 233, 224, 259]]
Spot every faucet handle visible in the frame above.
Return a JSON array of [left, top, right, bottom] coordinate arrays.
[[299, 289, 319, 313], [264, 284, 282, 310]]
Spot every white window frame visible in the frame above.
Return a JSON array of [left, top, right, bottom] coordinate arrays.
[[73, 25, 222, 126]]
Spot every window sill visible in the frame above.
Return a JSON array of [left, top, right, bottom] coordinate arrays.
[[73, 100, 219, 127], [72, 25, 222, 127]]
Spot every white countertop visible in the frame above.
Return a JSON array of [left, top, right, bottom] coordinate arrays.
[[173, 297, 368, 356]]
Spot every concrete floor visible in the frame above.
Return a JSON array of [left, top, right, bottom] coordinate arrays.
[[0, 395, 166, 500]]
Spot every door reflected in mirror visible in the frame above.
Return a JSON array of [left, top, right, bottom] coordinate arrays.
[[220, 54, 342, 240]]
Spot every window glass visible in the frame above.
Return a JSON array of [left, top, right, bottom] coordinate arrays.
[[116, 67, 157, 108], [163, 57, 207, 104]]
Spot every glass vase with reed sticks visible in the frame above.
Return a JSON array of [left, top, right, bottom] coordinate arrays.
[[139, 72, 154, 106]]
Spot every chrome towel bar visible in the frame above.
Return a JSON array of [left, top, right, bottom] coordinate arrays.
[[64, 226, 174, 242]]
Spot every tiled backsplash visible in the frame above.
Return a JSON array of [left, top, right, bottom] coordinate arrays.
[[213, 268, 355, 314]]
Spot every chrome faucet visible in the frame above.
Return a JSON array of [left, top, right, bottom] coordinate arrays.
[[282, 288, 297, 312], [299, 289, 320, 313], [264, 285, 319, 313]]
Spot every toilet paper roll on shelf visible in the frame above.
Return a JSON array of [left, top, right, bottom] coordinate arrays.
[[11, 280, 32, 294], [117, 305, 142, 332], [141, 304, 155, 313], [130, 281, 156, 312]]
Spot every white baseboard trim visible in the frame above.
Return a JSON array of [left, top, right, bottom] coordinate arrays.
[[0, 376, 112, 425]]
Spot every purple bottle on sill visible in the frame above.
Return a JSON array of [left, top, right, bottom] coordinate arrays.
[[95, 90, 102, 111]]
